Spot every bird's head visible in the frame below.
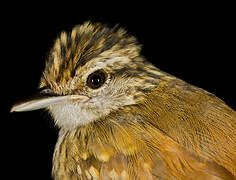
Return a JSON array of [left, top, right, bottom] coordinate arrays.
[[11, 22, 165, 130]]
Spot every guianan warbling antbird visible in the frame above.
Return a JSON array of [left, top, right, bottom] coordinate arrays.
[[11, 22, 236, 180]]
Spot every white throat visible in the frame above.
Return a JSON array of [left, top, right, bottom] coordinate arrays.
[[48, 102, 98, 130]]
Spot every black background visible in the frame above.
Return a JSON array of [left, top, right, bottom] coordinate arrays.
[[2, 3, 235, 180]]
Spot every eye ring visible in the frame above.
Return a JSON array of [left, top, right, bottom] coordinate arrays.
[[86, 69, 107, 89]]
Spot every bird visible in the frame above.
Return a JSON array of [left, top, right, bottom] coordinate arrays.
[[11, 21, 236, 180]]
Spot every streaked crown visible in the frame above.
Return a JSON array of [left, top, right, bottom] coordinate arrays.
[[41, 22, 140, 89]]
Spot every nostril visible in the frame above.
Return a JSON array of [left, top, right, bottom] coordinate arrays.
[[39, 86, 50, 92], [39, 87, 57, 96]]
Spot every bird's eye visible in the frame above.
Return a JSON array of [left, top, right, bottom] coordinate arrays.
[[86, 70, 107, 89]]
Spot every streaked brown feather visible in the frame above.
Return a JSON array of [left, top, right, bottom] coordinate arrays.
[[10, 21, 236, 180], [27, 22, 236, 179], [52, 77, 236, 179]]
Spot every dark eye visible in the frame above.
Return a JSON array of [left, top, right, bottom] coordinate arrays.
[[86, 70, 107, 89]]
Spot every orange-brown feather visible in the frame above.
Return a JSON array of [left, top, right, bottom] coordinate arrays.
[[52, 77, 236, 180]]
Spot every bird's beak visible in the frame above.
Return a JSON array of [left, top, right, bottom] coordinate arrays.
[[10, 90, 89, 113]]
